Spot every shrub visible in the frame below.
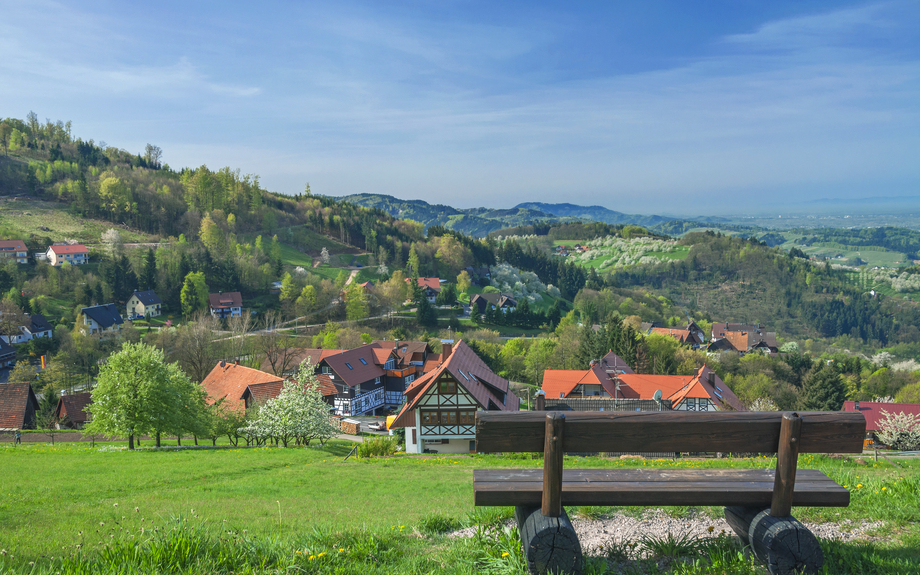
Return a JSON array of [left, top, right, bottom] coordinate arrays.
[[357, 435, 398, 458], [876, 409, 920, 451]]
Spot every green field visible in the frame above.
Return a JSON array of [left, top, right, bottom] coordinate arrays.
[[778, 233, 911, 268], [0, 199, 154, 244], [1, 443, 918, 573]]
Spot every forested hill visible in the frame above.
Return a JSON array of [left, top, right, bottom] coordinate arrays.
[[338, 193, 584, 236], [513, 202, 674, 228]]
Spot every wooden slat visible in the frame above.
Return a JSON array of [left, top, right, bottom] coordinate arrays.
[[474, 468, 833, 483], [475, 411, 865, 454], [473, 468, 849, 507], [542, 413, 564, 517]]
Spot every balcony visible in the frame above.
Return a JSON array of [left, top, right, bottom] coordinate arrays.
[[334, 387, 385, 416]]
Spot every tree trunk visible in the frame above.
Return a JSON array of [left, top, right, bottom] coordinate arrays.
[[515, 505, 582, 575], [724, 506, 823, 575], [128, 434, 134, 450], [177, 435, 182, 446], [193, 435, 198, 446], [156, 432, 161, 448]]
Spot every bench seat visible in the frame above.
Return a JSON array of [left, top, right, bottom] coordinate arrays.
[[474, 468, 850, 508]]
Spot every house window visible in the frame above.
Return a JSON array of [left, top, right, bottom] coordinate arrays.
[[421, 411, 438, 425], [405, 374, 415, 385], [441, 411, 457, 425], [374, 376, 380, 385], [345, 362, 353, 370], [439, 379, 456, 394], [322, 366, 331, 374], [460, 410, 476, 425], [360, 358, 367, 365]]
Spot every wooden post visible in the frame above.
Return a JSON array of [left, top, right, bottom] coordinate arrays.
[[542, 412, 564, 517], [515, 505, 583, 575], [535, 393, 545, 412], [771, 412, 802, 517], [725, 506, 823, 574]]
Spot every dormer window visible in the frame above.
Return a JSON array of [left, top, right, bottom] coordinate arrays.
[[359, 358, 367, 365], [345, 362, 353, 370]]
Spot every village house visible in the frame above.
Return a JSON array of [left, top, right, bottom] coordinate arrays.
[[407, 277, 441, 303], [46, 244, 89, 266], [54, 391, 93, 429], [542, 355, 744, 411], [709, 322, 778, 355], [0, 314, 53, 345], [843, 400, 920, 446], [201, 360, 338, 414], [208, 291, 243, 318], [126, 290, 163, 319], [0, 383, 39, 430], [0, 338, 16, 368], [390, 340, 520, 454], [80, 304, 123, 336], [0, 240, 29, 264], [469, 292, 517, 316]]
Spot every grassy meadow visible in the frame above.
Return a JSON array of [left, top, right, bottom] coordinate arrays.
[[0, 199, 154, 244], [1, 442, 918, 574]]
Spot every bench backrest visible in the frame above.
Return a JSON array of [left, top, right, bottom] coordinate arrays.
[[475, 411, 866, 454]]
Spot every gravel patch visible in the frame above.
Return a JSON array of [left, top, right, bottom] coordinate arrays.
[[450, 507, 885, 553]]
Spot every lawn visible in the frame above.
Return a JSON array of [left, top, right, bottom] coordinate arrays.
[[1, 443, 918, 574]]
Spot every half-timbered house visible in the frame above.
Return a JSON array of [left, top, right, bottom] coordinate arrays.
[[390, 340, 520, 454]]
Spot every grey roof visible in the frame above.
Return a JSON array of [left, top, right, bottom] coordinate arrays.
[[0, 338, 14, 358], [81, 304, 124, 329], [27, 314, 53, 333], [132, 290, 162, 306]]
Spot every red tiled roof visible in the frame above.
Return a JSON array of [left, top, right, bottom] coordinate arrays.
[[371, 347, 392, 365], [391, 340, 520, 428], [650, 327, 693, 344], [55, 392, 93, 424], [843, 401, 920, 432], [0, 383, 39, 429], [208, 292, 242, 309], [407, 277, 441, 292], [323, 346, 386, 387], [0, 240, 26, 251], [48, 244, 88, 255], [616, 366, 745, 411], [201, 362, 282, 413]]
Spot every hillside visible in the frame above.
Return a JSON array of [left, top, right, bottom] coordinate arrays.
[[338, 193, 581, 236], [513, 201, 674, 228]]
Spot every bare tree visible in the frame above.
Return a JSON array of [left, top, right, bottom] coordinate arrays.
[[226, 313, 254, 364], [144, 144, 163, 169], [176, 312, 223, 383], [0, 300, 26, 342], [255, 311, 299, 377]]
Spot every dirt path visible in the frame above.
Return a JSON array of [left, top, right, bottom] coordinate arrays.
[[343, 269, 359, 286]]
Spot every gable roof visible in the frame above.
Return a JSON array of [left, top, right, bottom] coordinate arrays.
[[0, 383, 39, 429], [409, 277, 441, 292], [322, 346, 386, 387], [26, 314, 53, 333], [0, 240, 27, 251], [131, 290, 163, 306], [81, 304, 123, 329], [371, 340, 432, 368], [0, 338, 15, 359], [843, 401, 920, 432], [48, 244, 89, 255], [390, 340, 519, 428], [541, 351, 635, 399], [201, 361, 283, 413], [55, 392, 93, 423], [208, 292, 243, 309], [649, 327, 694, 344], [615, 366, 745, 411]]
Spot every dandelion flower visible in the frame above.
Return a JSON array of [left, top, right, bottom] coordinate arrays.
[[882, 487, 887, 491], [502, 552, 510, 557], [339, 548, 344, 552], [857, 484, 863, 488], [309, 555, 315, 561]]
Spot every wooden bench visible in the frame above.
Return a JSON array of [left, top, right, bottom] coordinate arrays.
[[474, 410, 865, 575]]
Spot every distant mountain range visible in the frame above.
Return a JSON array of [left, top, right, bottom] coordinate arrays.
[[337, 193, 761, 237]]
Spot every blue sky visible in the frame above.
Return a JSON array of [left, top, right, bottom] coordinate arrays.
[[2, 1, 918, 215]]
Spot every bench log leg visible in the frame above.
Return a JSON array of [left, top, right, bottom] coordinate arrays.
[[725, 506, 823, 575], [514, 505, 582, 575]]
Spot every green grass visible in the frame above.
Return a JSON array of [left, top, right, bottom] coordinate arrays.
[[1, 444, 917, 573], [0, 199, 154, 244]]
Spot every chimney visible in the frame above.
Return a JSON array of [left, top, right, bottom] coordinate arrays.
[[854, 400, 860, 410], [707, 371, 715, 385], [234, 360, 239, 366], [442, 343, 452, 360]]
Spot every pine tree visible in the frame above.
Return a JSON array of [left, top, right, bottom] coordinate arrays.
[[800, 366, 847, 411]]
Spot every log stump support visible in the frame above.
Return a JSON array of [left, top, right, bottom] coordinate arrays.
[[725, 506, 823, 575], [515, 505, 583, 575]]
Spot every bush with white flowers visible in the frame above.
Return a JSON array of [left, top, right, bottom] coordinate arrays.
[[491, 262, 546, 303], [876, 409, 920, 451]]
